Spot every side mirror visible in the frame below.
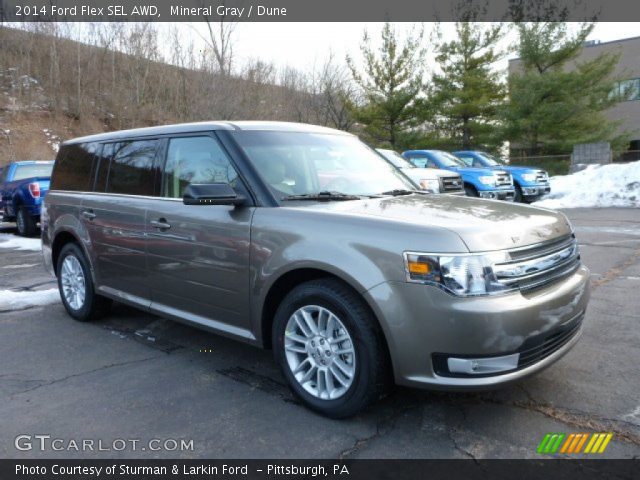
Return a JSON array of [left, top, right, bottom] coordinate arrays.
[[183, 183, 246, 206]]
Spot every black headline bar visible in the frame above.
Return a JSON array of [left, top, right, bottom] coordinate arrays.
[[0, 0, 639, 22], [1, 459, 637, 480]]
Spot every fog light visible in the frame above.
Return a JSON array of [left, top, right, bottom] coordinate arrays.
[[523, 187, 538, 195], [447, 353, 519, 375], [479, 192, 496, 199]]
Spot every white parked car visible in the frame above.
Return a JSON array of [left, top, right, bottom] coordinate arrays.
[[376, 149, 465, 195]]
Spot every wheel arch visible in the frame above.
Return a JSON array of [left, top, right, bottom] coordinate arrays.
[[259, 267, 394, 377], [51, 230, 90, 278], [463, 181, 478, 192]]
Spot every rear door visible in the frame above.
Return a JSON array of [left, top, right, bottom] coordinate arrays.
[[145, 133, 255, 339], [83, 139, 160, 307]]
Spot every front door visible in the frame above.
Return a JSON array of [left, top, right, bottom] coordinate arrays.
[[145, 134, 254, 339]]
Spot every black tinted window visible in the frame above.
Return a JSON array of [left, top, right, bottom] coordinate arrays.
[[105, 140, 158, 196], [51, 144, 98, 191]]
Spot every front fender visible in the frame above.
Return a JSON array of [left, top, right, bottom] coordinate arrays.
[[247, 206, 468, 345], [460, 173, 485, 191]]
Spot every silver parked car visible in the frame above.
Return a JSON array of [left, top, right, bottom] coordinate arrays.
[[376, 148, 465, 195], [42, 122, 590, 418]]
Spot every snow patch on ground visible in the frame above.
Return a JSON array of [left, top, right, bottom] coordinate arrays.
[[0, 288, 60, 311], [43, 129, 60, 153], [0, 234, 42, 251], [533, 161, 640, 209]]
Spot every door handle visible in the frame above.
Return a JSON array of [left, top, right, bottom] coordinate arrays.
[[82, 210, 96, 220], [150, 219, 171, 230]]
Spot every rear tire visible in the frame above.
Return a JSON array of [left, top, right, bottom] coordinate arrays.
[[272, 278, 389, 418], [57, 243, 112, 322], [16, 207, 37, 236]]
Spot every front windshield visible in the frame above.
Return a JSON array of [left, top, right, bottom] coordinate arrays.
[[376, 149, 414, 169], [430, 151, 465, 167], [477, 152, 503, 166], [231, 131, 415, 198]]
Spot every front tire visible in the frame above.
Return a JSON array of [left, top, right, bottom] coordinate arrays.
[[464, 184, 479, 197], [514, 184, 524, 203], [273, 279, 389, 418], [57, 243, 111, 322], [16, 207, 37, 236]]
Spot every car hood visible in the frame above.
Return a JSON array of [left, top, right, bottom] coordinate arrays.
[[489, 165, 540, 174], [297, 194, 572, 252], [447, 166, 498, 175], [401, 167, 459, 181]]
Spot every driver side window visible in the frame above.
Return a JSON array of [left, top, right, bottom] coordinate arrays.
[[425, 159, 439, 169], [457, 155, 474, 167], [408, 156, 427, 168], [163, 136, 238, 198]]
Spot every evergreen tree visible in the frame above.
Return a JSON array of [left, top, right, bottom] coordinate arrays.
[[347, 23, 425, 149], [504, 23, 625, 156], [425, 22, 507, 151]]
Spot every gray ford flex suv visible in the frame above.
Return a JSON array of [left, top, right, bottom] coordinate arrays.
[[42, 122, 590, 418]]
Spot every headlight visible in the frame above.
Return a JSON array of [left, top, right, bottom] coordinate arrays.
[[478, 175, 496, 186], [403, 251, 516, 297], [419, 179, 440, 192], [521, 173, 537, 182]]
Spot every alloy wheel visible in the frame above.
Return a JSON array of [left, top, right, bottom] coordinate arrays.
[[60, 255, 86, 310], [284, 305, 356, 400]]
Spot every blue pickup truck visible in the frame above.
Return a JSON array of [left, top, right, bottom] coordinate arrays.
[[453, 151, 550, 203], [0, 160, 54, 236], [402, 149, 516, 201]]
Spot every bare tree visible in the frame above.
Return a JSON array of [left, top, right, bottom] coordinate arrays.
[[194, 5, 237, 77]]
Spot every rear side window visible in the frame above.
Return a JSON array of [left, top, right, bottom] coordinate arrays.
[[51, 143, 98, 191], [105, 140, 159, 196]]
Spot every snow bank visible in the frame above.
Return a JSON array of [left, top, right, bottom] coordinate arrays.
[[0, 234, 41, 251], [0, 288, 60, 311], [533, 161, 640, 209]]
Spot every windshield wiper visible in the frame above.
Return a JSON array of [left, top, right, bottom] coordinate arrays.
[[379, 189, 427, 196], [281, 191, 362, 201]]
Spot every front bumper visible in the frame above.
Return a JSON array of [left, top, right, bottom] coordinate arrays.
[[440, 190, 466, 196], [364, 264, 590, 390], [478, 189, 515, 201], [522, 184, 551, 198]]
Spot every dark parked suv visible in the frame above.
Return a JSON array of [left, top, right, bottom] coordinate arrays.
[[43, 122, 590, 418]]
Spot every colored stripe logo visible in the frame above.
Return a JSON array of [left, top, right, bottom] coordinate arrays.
[[537, 433, 613, 454]]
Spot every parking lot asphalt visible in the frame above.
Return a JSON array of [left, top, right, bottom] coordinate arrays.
[[0, 207, 638, 460]]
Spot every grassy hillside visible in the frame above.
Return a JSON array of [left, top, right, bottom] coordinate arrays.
[[0, 25, 347, 166]]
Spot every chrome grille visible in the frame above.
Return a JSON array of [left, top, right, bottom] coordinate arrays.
[[440, 175, 464, 192], [495, 171, 512, 186], [536, 171, 549, 184], [493, 235, 581, 291]]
